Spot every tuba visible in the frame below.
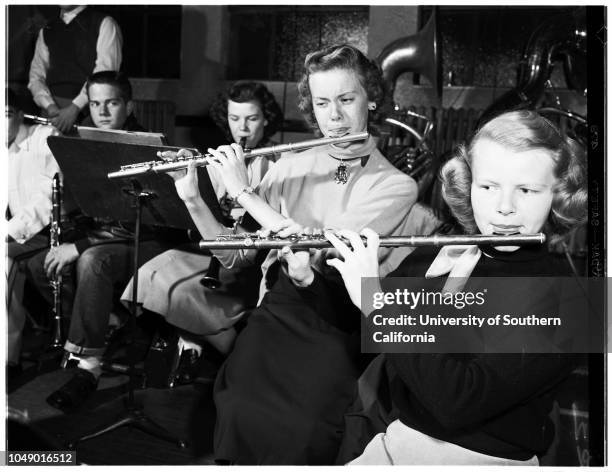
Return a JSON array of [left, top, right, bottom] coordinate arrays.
[[377, 7, 442, 103], [478, 7, 587, 127], [376, 8, 442, 196]]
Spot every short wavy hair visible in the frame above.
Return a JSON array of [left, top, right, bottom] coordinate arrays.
[[86, 70, 132, 102], [440, 110, 587, 237], [209, 81, 284, 143], [297, 44, 390, 135]]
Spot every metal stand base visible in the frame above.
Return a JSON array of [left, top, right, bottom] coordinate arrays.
[[66, 402, 188, 449], [65, 184, 186, 451]]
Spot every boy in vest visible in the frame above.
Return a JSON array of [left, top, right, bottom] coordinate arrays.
[[28, 6, 122, 133], [25, 72, 185, 411]]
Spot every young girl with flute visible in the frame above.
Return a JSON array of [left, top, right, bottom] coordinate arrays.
[[165, 44, 433, 464], [301, 110, 587, 464]]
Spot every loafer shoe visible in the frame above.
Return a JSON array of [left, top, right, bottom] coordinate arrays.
[[46, 369, 98, 412]]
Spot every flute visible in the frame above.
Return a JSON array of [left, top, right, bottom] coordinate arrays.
[[107, 132, 369, 179], [198, 233, 546, 250], [24, 114, 52, 126]]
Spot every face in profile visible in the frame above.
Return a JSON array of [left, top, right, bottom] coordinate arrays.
[[470, 138, 557, 251], [88, 83, 132, 130], [308, 68, 374, 149], [227, 100, 267, 148], [6, 106, 22, 148]]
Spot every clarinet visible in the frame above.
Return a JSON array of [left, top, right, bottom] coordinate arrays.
[[49, 173, 63, 348]]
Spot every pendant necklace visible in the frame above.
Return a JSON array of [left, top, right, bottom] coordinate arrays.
[[335, 159, 349, 184], [329, 155, 365, 184]]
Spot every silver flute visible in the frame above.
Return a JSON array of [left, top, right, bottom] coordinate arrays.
[[198, 233, 546, 250], [107, 132, 369, 179]]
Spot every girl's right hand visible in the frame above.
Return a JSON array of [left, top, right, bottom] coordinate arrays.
[[159, 149, 201, 203], [325, 228, 381, 311]]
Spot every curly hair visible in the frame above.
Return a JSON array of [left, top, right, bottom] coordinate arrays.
[[297, 44, 391, 135], [209, 81, 284, 143], [440, 110, 587, 237]]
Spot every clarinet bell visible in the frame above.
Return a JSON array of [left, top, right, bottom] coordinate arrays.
[[200, 256, 222, 289]]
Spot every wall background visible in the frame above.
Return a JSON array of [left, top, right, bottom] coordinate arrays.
[[7, 5, 585, 148]]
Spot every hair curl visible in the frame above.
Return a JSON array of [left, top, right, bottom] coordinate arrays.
[[86, 70, 133, 102], [209, 81, 284, 144], [297, 44, 391, 135], [440, 109, 587, 238]]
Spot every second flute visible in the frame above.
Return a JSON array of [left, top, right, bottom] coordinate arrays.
[[108, 132, 369, 179], [199, 233, 546, 250]]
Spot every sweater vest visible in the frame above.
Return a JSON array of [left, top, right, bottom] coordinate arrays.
[[43, 9, 106, 99]]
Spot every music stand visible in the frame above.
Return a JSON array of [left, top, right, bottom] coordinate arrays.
[[48, 136, 229, 450], [76, 126, 168, 146]]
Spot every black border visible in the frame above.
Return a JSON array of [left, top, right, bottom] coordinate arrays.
[[586, 5, 606, 467]]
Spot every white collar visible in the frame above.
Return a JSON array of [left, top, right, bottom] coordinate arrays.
[[425, 245, 482, 294], [9, 124, 30, 153], [61, 5, 87, 24]]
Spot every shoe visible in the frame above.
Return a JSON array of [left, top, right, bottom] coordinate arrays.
[[46, 369, 98, 412], [168, 349, 201, 387]]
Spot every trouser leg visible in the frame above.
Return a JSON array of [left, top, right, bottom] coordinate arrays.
[[65, 240, 169, 356]]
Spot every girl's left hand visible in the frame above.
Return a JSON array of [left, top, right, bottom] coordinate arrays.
[[325, 228, 381, 310], [265, 219, 317, 287], [206, 144, 250, 199], [280, 246, 314, 287]]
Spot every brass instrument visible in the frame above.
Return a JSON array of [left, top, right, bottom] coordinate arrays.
[[199, 233, 545, 250], [107, 132, 369, 179], [383, 110, 435, 188], [479, 8, 587, 126], [377, 7, 442, 102], [49, 173, 63, 348], [376, 8, 440, 196]]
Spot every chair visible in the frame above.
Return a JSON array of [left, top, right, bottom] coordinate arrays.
[[132, 100, 176, 144]]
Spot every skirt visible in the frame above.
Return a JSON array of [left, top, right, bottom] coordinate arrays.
[[213, 271, 362, 465], [349, 419, 540, 465], [120, 248, 259, 335]]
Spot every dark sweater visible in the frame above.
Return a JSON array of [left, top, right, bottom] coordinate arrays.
[[44, 8, 106, 99], [300, 244, 578, 461]]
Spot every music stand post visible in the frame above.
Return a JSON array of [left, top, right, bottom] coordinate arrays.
[[48, 136, 229, 451], [67, 181, 186, 449]]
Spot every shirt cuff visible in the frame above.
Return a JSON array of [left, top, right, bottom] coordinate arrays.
[[36, 94, 56, 111], [7, 219, 30, 244], [72, 93, 89, 110]]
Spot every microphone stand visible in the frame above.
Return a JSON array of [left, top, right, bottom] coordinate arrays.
[[66, 180, 187, 450]]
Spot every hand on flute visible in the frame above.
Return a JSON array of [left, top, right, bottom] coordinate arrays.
[[265, 219, 317, 287], [205, 143, 250, 200], [325, 228, 382, 312], [158, 149, 201, 203]]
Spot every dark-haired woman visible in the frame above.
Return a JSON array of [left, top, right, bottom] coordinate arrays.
[[121, 81, 284, 366]]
